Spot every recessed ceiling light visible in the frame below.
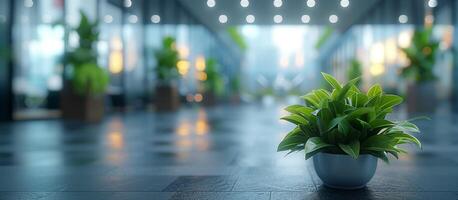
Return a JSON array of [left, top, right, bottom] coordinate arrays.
[[273, 15, 283, 23], [219, 14, 228, 23], [246, 14, 255, 23], [329, 14, 338, 23], [340, 0, 349, 8], [273, 0, 283, 8], [241, 0, 249, 7], [151, 15, 160, 23], [128, 15, 138, 23], [306, 0, 316, 8], [207, 0, 215, 8], [301, 15, 310, 23], [399, 14, 408, 23], [124, 0, 132, 8], [104, 15, 113, 23], [427, 0, 437, 8]]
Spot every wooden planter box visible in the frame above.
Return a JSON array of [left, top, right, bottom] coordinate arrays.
[[155, 85, 180, 111], [61, 87, 105, 122], [406, 82, 437, 114]]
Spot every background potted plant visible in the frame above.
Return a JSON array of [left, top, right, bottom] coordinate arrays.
[[400, 27, 439, 114], [347, 58, 362, 88], [154, 36, 180, 111], [202, 58, 224, 106], [278, 73, 422, 189], [61, 11, 109, 122], [229, 74, 242, 104]]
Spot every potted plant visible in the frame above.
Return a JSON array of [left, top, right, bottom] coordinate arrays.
[[229, 75, 242, 104], [61, 11, 109, 122], [202, 58, 224, 106], [400, 27, 439, 114], [154, 36, 180, 111], [278, 73, 422, 189]]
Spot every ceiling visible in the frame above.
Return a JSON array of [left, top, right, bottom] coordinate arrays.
[[178, 0, 381, 31]]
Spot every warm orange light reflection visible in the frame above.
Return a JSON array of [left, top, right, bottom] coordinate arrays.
[[195, 109, 209, 135], [195, 55, 206, 71], [385, 38, 397, 64], [196, 119, 209, 135], [176, 121, 192, 136], [279, 55, 289, 68], [108, 131, 124, 150]]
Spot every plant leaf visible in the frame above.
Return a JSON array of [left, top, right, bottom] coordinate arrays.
[[338, 140, 360, 159], [304, 137, 334, 159], [321, 72, 342, 90], [281, 114, 308, 125], [367, 84, 383, 97]]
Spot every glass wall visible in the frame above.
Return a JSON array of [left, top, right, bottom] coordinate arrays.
[[7, 0, 243, 119], [321, 0, 454, 101]]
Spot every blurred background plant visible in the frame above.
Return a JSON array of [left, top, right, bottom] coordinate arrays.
[[203, 58, 224, 97], [400, 27, 439, 83], [64, 11, 108, 95], [154, 36, 180, 83], [347, 58, 363, 88]]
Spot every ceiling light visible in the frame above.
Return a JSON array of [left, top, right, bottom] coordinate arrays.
[[151, 15, 160, 23], [273, 0, 283, 7], [427, 0, 437, 8], [301, 15, 310, 23], [241, 0, 249, 7], [124, 0, 132, 8], [219, 14, 228, 23], [128, 15, 138, 23], [329, 14, 338, 23], [340, 0, 349, 8], [104, 15, 113, 23], [246, 14, 255, 23], [273, 15, 283, 23], [306, 0, 316, 8], [399, 14, 408, 24], [207, 0, 215, 7]]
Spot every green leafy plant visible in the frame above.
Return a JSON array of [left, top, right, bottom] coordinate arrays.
[[154, 36, 180, 82], [315, 26, 334, 49], [277, 73, 422, 162], [400, 27, 439, 83], [227, 27, 248, 51], [65, 11, 108, 95], [203, 58, 224, 96], [229, 75, 241, 95]]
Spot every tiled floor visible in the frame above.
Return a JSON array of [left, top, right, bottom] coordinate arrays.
[[0, 104, 458, 199]]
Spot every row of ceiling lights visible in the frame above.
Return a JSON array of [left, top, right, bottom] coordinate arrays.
[[208, 0, 438, 24]]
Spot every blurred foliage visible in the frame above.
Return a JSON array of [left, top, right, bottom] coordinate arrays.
[[73, 63, 109, 95], [65, 11, 108, 95], [400, 27, 439, 83], [154, 36, 180, 82], [227, 27, 248, 51], [204, 58, 224, 96], [229, 74, 241, 95], [315, 26, 334, 49], [347, 59, 362, 87]]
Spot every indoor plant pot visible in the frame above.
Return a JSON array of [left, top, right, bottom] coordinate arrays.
[[313, 153, 377, 189], [278, 73, 423, 190], [406, 82, 437, 114], [61, 85, 105, 122], [155, 83, 180, 111]]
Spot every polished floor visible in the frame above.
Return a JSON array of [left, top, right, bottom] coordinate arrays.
[[0, 104, 458, 200]]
